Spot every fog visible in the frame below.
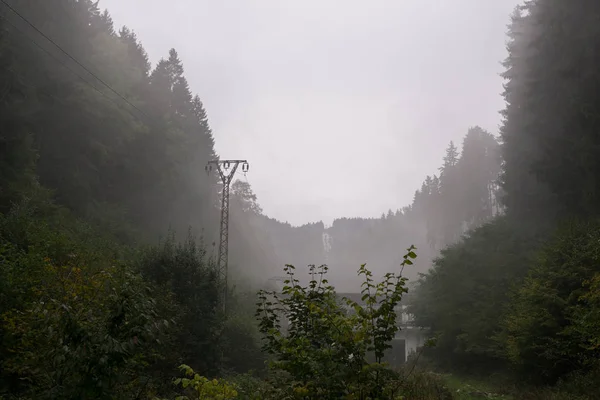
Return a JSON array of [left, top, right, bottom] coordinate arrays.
[[0, 0, 521, 291], [2, 1, 599, 394], [83, 0, 521, 291], [0, 0, 600, 400], [101, 0, 520, 227]]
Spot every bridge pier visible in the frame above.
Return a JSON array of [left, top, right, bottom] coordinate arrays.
[[395, 326, 427, 362]]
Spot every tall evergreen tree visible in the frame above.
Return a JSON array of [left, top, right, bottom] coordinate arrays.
[[410, 130, 501, 251], [498, 1, 600, 223], [440, 141, 459, 173], [458, 127, 501, 228], [438, 141, 464, 246], [118, 26, 151, 79], [524, 0, 600, 220]]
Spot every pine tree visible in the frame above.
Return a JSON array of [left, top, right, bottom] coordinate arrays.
[[438, 142, 462, 246], [499, 2, 576, 224], [98, 9, 115, 35], [523, 0, 600, 220], [0, 1, 220, 237], [118, 26, 151, 78], [458, 127, 501, 228], [0, 20, 40, 211], [440, 141, 459, 174]]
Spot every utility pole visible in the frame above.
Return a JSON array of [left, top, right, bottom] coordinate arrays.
[[205, 159, 249, 312]]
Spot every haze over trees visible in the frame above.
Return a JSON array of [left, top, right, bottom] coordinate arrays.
[[225, 124, 502, 291], [411, 1, 600, 396], [1, 0, 599, 399]]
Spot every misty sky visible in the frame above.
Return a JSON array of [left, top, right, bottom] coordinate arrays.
[[101, 0, 520, 226]]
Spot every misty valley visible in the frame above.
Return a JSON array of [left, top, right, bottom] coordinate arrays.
[[1, 0, 600, 399]]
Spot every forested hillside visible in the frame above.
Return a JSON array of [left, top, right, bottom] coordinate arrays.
[[2, 0, 600, 399], [227, 125, 501, 290], [1, 0, 221, 240], [411, 2, 600, 397], [0, 2, 264, 397]]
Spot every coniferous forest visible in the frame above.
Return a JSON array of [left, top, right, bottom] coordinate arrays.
[[1, 0, 600, 399]]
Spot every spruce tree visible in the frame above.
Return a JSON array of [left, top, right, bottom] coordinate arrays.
[[458, 127, 501, 228], [498, 1, 600, 223], [118, 26, 151, 78], [440, 141, 459, 173], [525, 0, 600, 219]]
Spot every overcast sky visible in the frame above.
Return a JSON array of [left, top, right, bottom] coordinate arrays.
[[101, 0, 520, 226]]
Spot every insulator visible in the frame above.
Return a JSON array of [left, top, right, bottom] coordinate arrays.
[[224, 161, 230, 169], [242, 162, 249, 172]]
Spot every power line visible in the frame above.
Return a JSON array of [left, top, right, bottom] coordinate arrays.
[[0, 15, 104, 99], [0, 14, 147, 124], [0, 63, 65, 104], [0, 0, 151, 121]]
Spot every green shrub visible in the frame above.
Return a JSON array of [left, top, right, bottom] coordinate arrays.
[[137, 231, 222, 376], [220, 296, 266, 375], [255, 246, 416, 399], [225, 373, 281, 400], [391, 371, 453, 400], [0, 199, 174, 399], [156, 364, 239, 400]]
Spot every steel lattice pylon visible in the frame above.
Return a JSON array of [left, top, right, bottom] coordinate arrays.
[[206, 159, 249, 312]]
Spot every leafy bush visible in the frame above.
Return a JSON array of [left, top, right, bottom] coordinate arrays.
[[157, 364, 238, 400], [255, 246, 416, 399], [220, 289, 266, 374], [0, 197, 266, 399], [137, 231, 222, 376], [0, 199, 174, 399], [392, 371, 453, 400], [225, 373, 279, 400]]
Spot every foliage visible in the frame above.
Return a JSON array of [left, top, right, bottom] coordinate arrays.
[[156, 364, 238, 400], [255, 246, 416, 399], [0, 0, 509, 398], [0, 192, 269, 400], [440, 373, 514, 400], [412, 0, 600, 395], [0, 0, 228, 245], [226, 126, 502, 290], [390, 371, 454, 400], [413, 127, 501, 252], [220, 290, 266, 374], [224, 373, 275, 400], [137, 231, 223, 376], [548, 367, 600, 400], [410, 217, 542, 373], [0, 198, 174, 399], [436, 370, 599, 400], [1, 264, 170, 399], [158, 366, 458, 400], [5, 0, 600, 399], [500, 0, 600, 223], [498, 219, 600, 384]]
